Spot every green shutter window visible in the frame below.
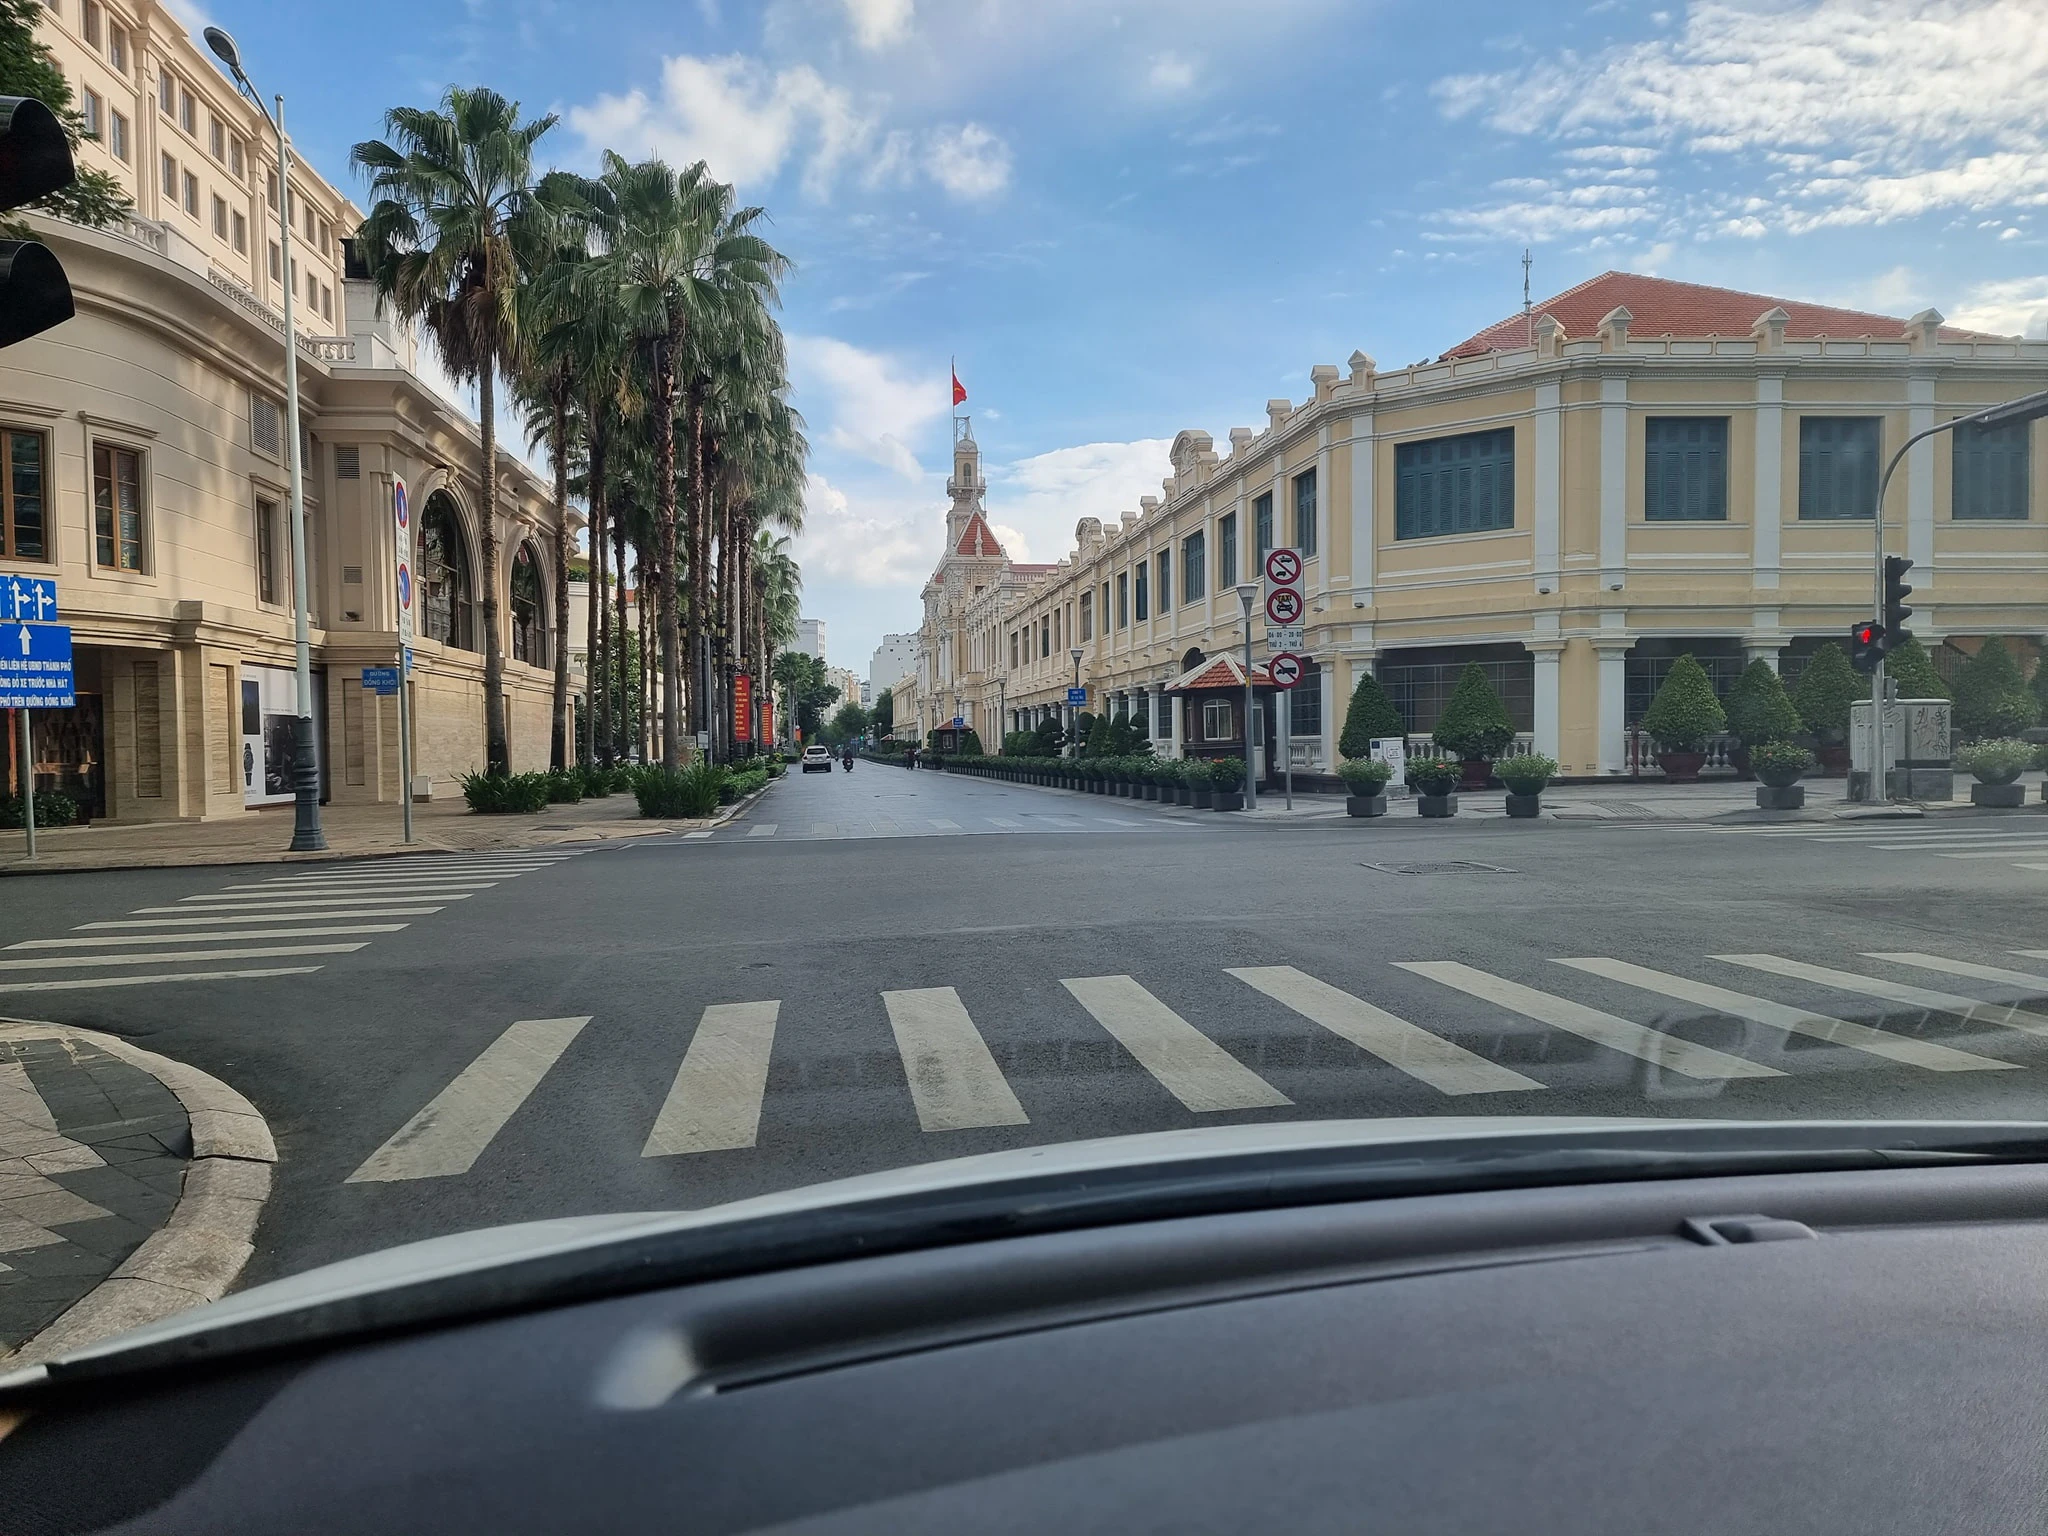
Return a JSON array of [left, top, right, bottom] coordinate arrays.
[[1953, 419, 2030, 520], [1254, 492, 1272, 558], [1644, 417, 1729, 521], [1134, 563, 1148, 622], [1798, 417, 1879, 520], [1156, 550, 1171, 613], [1218, 513, 1236, 588], [1395, 428, 1515, 539], [1293, 468, 1317, 555], [1182, 530, 1205, 601]]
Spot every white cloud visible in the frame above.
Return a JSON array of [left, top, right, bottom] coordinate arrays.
[[984, 439, 1175, 567], [1147, 52, 1199, 94], [795, 473, 933, 588], [789, 336, 951, 480], [925, 123, 1012, 200], [1432, 0, 2048, 238], [1949, 276, 2048, 338], [845, 0, 914, 50]]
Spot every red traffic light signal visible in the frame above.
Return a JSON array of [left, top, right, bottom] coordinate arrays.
[[1850, 620, 1885, 675]]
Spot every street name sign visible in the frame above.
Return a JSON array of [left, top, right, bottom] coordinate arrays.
[[1, 622, 74, 708], [1066, 686, 1087, 705], [0, 574, 57, 623], [1269, 651, 1305, 690], [361, 666, 400, 695], [1265, 625, 1304, 653]]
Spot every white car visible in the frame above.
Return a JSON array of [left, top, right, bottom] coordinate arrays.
[[801, 745, 833, 773]]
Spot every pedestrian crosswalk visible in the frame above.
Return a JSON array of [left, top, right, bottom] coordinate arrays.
[[1689, 821, 2048, 878], [677, 810, 1201, 843], [341, 943, 2048, 1184], [0, 850, 589, 994]]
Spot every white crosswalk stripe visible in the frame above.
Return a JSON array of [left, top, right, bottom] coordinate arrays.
[[348, 1016, 594, 1182], [225, 879, 502, 891], [1935, 845, 2048, 859], [1716, 953, 2048, 1039], [0, 966, 323, 993], [1061, 975, 1291, 1111], [171, 892, 478, 907], [642, 1002, 781, 1156], [1228, 965, 1543, 1095], [9, 925, 407, 948], [882, 987, 1031, 1131], [1556, 958, 2016, 1072], [1396, 961, 1782, 1080], [1865, 951, 2048, 994], [81, 908, 446, 927], [747, 825, 778, 837], [0, 942, 367, 971]]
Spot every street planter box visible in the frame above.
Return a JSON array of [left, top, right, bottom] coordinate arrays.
[[1141, 782, 1159, 800], [1972, 782, 2027, 808], [1756, 784, 1805, 810], [1345, 794, 1386, 818], [1191, 787, 1214, 809], [1504, 792, 1542, 819], [1418, 793, 1458, 818], [1175, 784, 1194, 806], [1212, 790, 1245, 811]]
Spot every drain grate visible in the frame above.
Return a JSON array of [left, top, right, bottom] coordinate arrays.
[[1362, 860, 1517, 876]]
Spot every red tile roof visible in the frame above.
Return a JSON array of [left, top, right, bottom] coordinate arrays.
[[1167, 655, 1274, 692], [1442, 271, 2007, 359], [954, 512, 1008, 559]]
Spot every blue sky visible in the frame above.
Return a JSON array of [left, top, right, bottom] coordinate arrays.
[[176, 0, 2048, 676]]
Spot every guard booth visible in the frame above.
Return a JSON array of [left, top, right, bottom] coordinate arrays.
[[1167, 654, 1278, 789], [928, 724, 969, 755]]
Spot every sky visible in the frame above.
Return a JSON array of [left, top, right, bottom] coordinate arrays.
[[171, 0, 2048, 677]]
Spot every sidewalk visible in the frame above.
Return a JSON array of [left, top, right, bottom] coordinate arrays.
[[1, 787, 744, 876]]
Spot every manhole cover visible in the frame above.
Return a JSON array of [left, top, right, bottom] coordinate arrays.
[[1362, 860, 1517, 876]]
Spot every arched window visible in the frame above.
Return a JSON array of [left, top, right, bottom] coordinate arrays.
[[511, 543, 543, 665], [418, 491, 474, 650]]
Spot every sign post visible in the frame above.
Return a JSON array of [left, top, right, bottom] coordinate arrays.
[[392, 476, 415, 844], [4, 616, 73, 861], [1264, 549, 1304, 809]]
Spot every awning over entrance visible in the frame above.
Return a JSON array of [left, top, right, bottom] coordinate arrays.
[[1166, 654, 1274, 692]]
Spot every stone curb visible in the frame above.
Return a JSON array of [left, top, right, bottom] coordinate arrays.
[[0, 1020, 276, 1369]]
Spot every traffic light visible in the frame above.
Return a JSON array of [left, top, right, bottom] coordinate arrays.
[[0, 96, 78, 349], [1883, 556, 1915, 649], [1850, 619, 1886, 675]]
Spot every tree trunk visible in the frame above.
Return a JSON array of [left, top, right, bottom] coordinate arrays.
[[613, 511, 629, 764], [717, 493, 737, 759], [652, 340, 683, 767], [587, 421, 610, 768], [478, 364, 510, 774], [685, 383, 710, 745], [549, 388, 572, 773], [636, 544, 651, 763]]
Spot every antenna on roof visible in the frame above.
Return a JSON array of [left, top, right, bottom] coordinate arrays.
[[1522, 247, 1533, 347]]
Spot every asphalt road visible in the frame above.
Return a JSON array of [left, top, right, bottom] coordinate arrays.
[[6, 765, 2048, 1289]]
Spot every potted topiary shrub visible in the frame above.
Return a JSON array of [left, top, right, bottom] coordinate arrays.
[[1953, 638, 2039, 742], [1640, 654, 1727, 782], [1189, 759, 1215, 810], [1496, 753, 1557, 818], [1337, 756, 1392, 817], [1955, 738, 2034, 808], [1723, 659, 1803, 778], [1409, 756, 1461, 817], [1170, 759, 1196, 806], [1791, 642, 1863, 776], [1749, 741, 1814, 810], [1338, 669, 1405, 760], [1432, 662, 1517, 789], [1208, 755, 1246, 810]]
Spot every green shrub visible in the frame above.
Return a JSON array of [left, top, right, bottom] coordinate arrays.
[[1952, 638, 2039, 740], [458, 771, 552, 814], [1954, 737, 2034, 786], [1337, 757, 1393, 792], [1338, 670, 1405, 758], [575, 764, 613, 798], [960, 729, 984, 755], [1085, 715, 1113, 758], [1640, 655, 1727, 751], [1792, 643, 1863, 744], [1749, 741, 1814, 788], [1724, 660, 1803, 748], [633, 763, 726, 818], [1496, 754, 1558, 796], [1208, 756, 1245, 789], [0, 789, 81, 829], [544, 769, 583, 804], [1408, 758, 1462, 796], [1432, 663, 1516, 760], [1884, 635, 1949, 701]]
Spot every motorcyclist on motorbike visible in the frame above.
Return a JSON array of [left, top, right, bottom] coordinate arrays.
[[840, 746, 854, 772]]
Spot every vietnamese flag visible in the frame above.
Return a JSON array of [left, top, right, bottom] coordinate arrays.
[[952, 369, 967, 407]]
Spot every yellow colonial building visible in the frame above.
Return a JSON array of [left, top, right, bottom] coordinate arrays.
[[933, 272, 2047, 782], [2, 0, 570, 822]]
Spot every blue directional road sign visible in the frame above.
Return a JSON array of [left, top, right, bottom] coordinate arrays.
[[1, 622, 74, 709], [361, 666, 401, 696], [0, 574, 57, 623], [1066, 686, 1087, 706]]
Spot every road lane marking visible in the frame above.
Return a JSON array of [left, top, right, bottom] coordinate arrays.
[[170, 892, 477, 907], [929, 819, 961, 830], [641, 1001, 780, 1156], [683, 831, 713, 839], [1095, 818, 1141, 827], [12, 925, 406, 948], [747, 825, 778, 838], [1397, 961, 1782, 1080], [1061, 975, 1291, 1111], [0, 966, 323, 993], [0, 943, 368, 971], [1865, 952, 2048, 997], [85, 908, 445, 926], [1716, 953, 2048, 1040], [811, 823, 837, 836], [881, 987, 1030, 1131], [227, 879, 501, 891], [989, 818, 1024, 830], [1934, 845, 2048, 860], [1227, 966, 1543, 1095], [347, 1016, 594, 1182], [1555, 958, 2016, 1072]]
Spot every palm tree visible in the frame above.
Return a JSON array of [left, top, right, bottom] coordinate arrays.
[[351, 87, 580, 775]]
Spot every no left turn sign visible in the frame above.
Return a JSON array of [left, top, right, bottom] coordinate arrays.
[[1265, 548, 1302, 586], [1269, 651, 1306, 690], [1265, 587, 1304, 626]]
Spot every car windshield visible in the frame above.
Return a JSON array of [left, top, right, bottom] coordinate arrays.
[[2, 0, 2046, 1367]]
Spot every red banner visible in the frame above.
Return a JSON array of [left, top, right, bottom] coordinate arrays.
[[734, 674, 752, 741]]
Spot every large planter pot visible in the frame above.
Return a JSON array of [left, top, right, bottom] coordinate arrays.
[[1175, 783, 1195, 807], [1191, 787, 1214, 809], [1459, 758, 1492, 791], [1756, 784, 1805, 810], [1418, 793, 1458, 818], [1345, 793, 1387, 818], [1212, 790, 1245, 811], [1972, 781, 2027, 808], [1818, 743, 1851, 778], [1657, 749, 1707, 783], [1504, 792, 1542, 819], [1142, 782, 1159, 801]]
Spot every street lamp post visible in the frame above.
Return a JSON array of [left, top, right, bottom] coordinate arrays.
[[1861, 385, 2048, 803], [1235, 583, 1259, 811], [1069, 646, 1084, 755], [205, 26, 323, 851]]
